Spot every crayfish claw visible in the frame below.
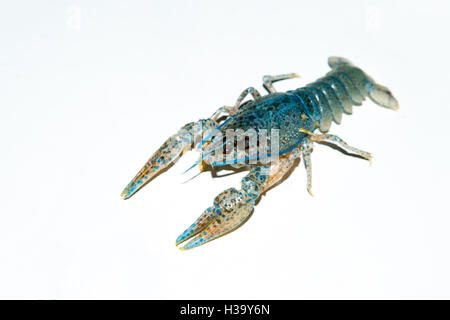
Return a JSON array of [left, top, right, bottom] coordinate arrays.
[[177, 188, 256, 250], [121, 123, 195, 199], [175, 206, 219, 246]]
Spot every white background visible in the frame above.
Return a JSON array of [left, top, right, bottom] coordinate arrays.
[[0, 0, 449, 299]]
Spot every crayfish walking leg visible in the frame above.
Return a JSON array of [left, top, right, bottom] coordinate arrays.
[[298, 128, 373, 196]]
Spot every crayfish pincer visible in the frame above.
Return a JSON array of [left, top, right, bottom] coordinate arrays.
[[121, 57, 398, 250]]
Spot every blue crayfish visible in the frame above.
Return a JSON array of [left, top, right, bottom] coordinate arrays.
[[121, 57, 398, 250]]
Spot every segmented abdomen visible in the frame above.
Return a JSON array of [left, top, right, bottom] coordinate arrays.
[[288, 65, 373, 133]]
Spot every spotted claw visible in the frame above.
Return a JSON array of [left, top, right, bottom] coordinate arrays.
[[121, 122, 196, 200], [176, 188, 255, 250]]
